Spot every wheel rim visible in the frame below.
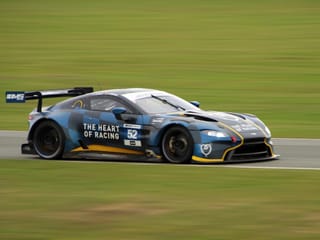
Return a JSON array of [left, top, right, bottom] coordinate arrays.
[[162, 127, 193, 163], [167, 134, 188, 157], [34, 124, 63, 158]]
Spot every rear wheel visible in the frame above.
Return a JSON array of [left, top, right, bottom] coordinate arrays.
[[161, 126, 193, 164], [33, 121, 65, 159]]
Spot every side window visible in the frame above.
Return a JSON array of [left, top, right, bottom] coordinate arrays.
[[71, 100, 84, 109], [89, 97, 130, 112], [58, 97, 86, 110]]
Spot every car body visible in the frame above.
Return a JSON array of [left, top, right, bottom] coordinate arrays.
[[7, 87, 279, 163]]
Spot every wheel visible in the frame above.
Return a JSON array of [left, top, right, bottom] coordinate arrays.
[[161, 126, 194, 163], [32, 121, 65, 159]]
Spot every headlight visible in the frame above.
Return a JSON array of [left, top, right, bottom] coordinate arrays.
[[202, 130, 229, 138]]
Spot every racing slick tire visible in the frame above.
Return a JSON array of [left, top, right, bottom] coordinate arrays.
[[33, 121, 65, 159], [161, 126, 194, 164]]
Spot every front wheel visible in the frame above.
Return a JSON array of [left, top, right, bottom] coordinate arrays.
[[32, 121, 65, 159], [161, 126, 194, 164]]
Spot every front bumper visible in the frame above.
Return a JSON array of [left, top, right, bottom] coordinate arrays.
[[192, 138, 279, 163]]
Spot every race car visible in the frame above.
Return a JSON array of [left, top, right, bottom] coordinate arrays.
[[6, 87, 279, 163]]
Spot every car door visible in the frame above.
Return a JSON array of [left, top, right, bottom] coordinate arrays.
[[80, 95, 146, 154]]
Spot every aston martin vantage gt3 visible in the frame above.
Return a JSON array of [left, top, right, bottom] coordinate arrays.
[[6, 87, 279, 163]]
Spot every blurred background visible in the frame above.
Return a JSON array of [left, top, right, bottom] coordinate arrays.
[[1, 0, 320, 137]]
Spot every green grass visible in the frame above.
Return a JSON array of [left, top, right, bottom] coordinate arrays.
[[0, 159, 319, 240], [0, 0, 320, 137]]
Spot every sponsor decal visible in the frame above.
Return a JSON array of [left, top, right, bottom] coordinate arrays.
[[152, 117, 165, 124], [209, 112, 240, 121], [83, 123, 120, 140], [123, 124, 142, 129], [6, 91, 25, 103], [231, 124, 257, 132], [200, 144, 213, 157], [124, 139, 142, 147]]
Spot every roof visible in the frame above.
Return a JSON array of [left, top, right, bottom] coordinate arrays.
[[93, 88, 170, 101]]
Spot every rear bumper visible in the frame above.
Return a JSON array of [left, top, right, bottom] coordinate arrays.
[[21, 143, 36, 155]]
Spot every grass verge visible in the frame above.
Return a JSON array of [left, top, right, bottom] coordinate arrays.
[[1, 159, 320, 240]]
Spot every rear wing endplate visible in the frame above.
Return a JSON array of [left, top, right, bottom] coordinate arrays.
[[6, 87, 93, 112]]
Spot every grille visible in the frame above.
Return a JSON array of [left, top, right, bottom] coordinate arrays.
[[226, 138, 272, 161]]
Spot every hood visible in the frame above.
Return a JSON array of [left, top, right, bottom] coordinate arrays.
[[184, 110, 269, 138]]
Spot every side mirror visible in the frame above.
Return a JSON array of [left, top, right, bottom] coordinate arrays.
[[112, 107, 127, 119], [190, 101, 200, 108]]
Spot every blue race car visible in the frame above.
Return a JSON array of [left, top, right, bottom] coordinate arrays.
[[7, 87, 279, 163]]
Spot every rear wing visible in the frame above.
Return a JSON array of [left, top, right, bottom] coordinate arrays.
[[6, 87, 93, 112]]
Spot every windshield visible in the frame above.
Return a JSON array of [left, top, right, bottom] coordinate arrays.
[[135, 94, 200, 114]]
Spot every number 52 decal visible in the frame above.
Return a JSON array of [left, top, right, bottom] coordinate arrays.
[[127, 129, 138, 139]]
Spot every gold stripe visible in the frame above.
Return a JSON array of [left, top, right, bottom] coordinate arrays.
[[264, 138, 278, 158], [71, 100, 83, 108], [218, 122, 244, 159], [192, 156, 224, 163], [72, 144, 144, 155], [218, 122, 244, 141]]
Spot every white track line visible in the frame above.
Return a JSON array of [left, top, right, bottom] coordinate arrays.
[[60, 159, 320, 171], [215, 165, 320, 171]]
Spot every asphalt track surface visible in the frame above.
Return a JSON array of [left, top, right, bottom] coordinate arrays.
[[1, 131, 320, 170]]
